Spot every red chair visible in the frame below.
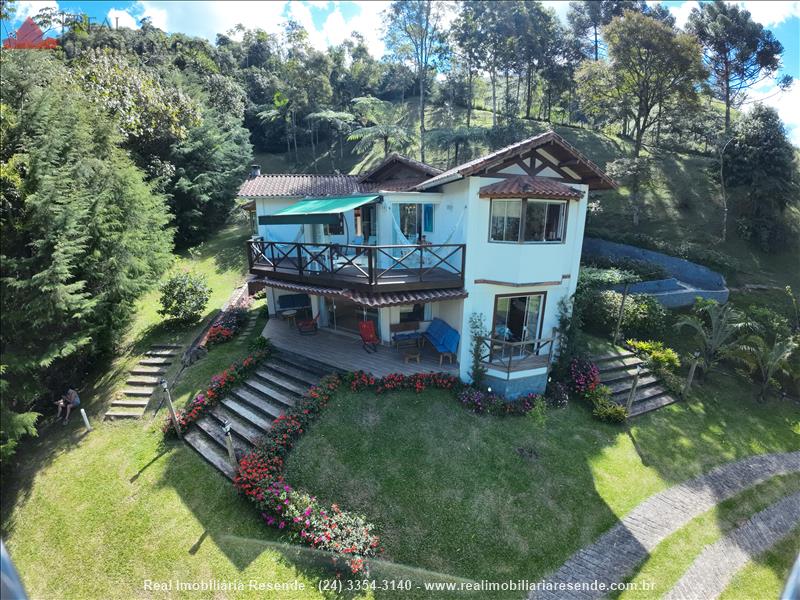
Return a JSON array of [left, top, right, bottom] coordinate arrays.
[[296, 313, 319, 335], [359, 320, 380, 353]]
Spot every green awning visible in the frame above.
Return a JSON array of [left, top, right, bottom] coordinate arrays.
[[258, 195, 378, 225]]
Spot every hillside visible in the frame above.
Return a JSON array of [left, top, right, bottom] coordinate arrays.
[[252, 104, 800, 295]]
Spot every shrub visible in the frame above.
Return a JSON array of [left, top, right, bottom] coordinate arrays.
[[580, 289, 667, 340], [456, 387, 545, 418], [626, 339, 681, 371], [568, 358, 600, 396], [158, 271, 210, 322], [206, 324, 235, 346], [545, 381, 569, 408], [582, 255, 668, 281], [585, 385, 627, 423], [468, 313, 488, 388], [744, 306, 791, 343]]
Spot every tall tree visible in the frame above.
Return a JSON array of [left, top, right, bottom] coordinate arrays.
[[567, 1, 644, 61], [348, 96, 415, 157], [385, 0, 448, 163], [688, 0, 791, 130], [722, 104, 799, 252], [577, 11, 706, 224], [451, 2, 482, 127]]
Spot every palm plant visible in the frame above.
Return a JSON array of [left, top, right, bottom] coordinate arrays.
[[348, 96, 415, 157], [306, 110, 355, 169], [426, 125, 488, 168], [732, 334, 798, 401], [675, 302, 748, 376]]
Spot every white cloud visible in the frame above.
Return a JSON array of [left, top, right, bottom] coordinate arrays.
[[107, 8, 138, 30], [346, 1, 391, 57], [542, 0, 570, 23], [134, 1, 287, 39], [288, 1, 326, 50], [747, 79, 800, 145], [669, 1, 698, 29], [321, 7, 349, 48], [11, 0, 59, 24], [727, 1, 800, 27]]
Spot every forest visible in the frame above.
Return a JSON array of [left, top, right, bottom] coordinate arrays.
[[1, 0, 797, 457]]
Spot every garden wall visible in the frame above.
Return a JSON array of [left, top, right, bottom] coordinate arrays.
[[582, 238, 729, 308]]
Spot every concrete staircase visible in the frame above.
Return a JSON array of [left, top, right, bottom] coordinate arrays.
[[594, 351, 679, 417], [105, 344, 181, 420], [183, 352, 330, 479]]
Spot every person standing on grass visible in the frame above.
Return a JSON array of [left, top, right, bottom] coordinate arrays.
[[55, 388, 80, 425]]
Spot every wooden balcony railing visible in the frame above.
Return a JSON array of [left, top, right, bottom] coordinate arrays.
[[247, 240, 466, 292], [480, 329, 557, 374]]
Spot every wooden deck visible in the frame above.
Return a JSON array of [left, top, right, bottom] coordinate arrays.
[[262, 317, 460, 377]]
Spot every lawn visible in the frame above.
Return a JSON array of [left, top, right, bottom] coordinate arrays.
[[284, 377, 799, 597]]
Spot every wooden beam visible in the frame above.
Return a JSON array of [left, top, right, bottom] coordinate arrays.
[[558, 158, 580, 167], [474, 278, 563, 287]]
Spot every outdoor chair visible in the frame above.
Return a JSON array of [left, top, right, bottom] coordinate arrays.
[[359, 320, 380, 353], [296, 313, 320, 335]]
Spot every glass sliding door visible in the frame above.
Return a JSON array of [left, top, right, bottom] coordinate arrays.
[[325, 297, 379, 335], [491, 293, 544, 360]]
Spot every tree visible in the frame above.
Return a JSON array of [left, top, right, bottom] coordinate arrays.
[[688, 0, 792, 130], [567, 1, 644, 61], [451, 2, 482, 127], [577, 11, 706, 224], [721, 104, 799, 252], [385, 0, 448, 163], [675, 302, 748, 377], [1, 53, 173, 455], [733, 335, 798, 401], [348, 97, 414, 157], [306, 110, 356, 170]]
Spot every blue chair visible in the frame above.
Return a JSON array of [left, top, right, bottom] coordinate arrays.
[[422, 318, 460, 365]]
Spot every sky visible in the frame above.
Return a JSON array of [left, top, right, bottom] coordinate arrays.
[[3, 0, 799, 143]]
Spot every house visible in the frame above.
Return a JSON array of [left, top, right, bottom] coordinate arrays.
[[239, 131, 615, 397]]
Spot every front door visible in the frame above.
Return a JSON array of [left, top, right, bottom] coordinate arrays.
[[325, 297, 379, 335], [492, 293, 544, 359]]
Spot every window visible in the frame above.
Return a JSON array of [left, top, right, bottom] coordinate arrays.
[[399, 303, 425, 323], [489, 200, 522, 242], [394, 203, 436, 242], [490, 199, 566, 243], [423, 204, 435, 233], [492, 293, 545, 360], [325, 214, 344, 236], [356, 205, 376, 239]]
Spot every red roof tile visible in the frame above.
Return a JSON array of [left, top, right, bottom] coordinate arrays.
[[478, 176, 583, 200], [256, 278, 467, 307], [237, 174, 427, 198]]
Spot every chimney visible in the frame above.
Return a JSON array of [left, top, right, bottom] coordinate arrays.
[[250, 164, 261, 179]]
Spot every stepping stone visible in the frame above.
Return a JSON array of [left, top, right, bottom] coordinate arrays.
[[140, 357, 172, 366], [112, 398, 149, 408], [123, 387, 155, 397], [184, 429, 235, 480], [127, 375, 160, 386], [105, 410, 143, 420], [130, 365, 166, 375], [145, 349, 177, 357]]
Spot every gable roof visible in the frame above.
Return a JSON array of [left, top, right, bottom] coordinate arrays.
[[358, 153, 442, 183], [415, 131, 616, 191], [478, 176, 583, 200], [237, 173, 428, 198]]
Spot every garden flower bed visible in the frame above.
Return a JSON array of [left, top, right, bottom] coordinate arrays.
[[200, 295, 252, 348]]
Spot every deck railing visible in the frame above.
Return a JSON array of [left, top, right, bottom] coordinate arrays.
[[480, 329, 557, 373], [247, 240, 466, 291]]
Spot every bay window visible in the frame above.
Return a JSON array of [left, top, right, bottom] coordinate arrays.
[[489, 199, 567, 243]]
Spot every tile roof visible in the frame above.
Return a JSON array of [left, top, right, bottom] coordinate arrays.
[[358, 152, 442, 182], [256, 277, 467, 307], [415, 130, 616, 191], [237, 174, 428, 198], [478, 176, 583, 200]]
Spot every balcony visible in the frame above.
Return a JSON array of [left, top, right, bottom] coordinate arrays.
[[247, 240, 466, 292], [480, 333, 556, 373]]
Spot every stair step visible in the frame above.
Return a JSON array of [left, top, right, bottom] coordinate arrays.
[[263, 361, 320, 387], [600, 366, 650, 384], [145, 349, 177, 357], [123, 387, 155, 397], [220, 397, 273, 432], [209, 405, 262, 445], [151, 343, 182, 349], [112, 398, 149, 408], [597, 355, 643, 373], [275, 349, 339, 376], [244, 378, 296, 409], [592, 351, 635, 363], [139, 357, 172, 366], [194, 416, 249, 455], [254, 369, 308, 396], [628, 394, 680, 417], [104, 410, 142, 420], [127, 376, 161, 386], [231, 387, 284, 420], [606, 374, 660, 395], [130, 366, 167, 375], [184, 429, 235, 480], [614, 383, 670, 403]]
